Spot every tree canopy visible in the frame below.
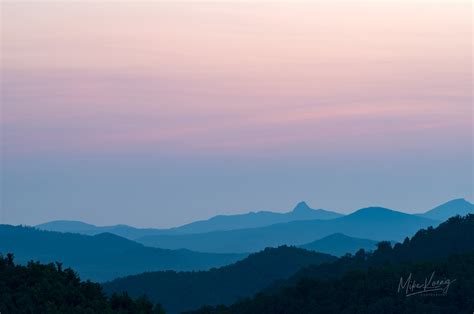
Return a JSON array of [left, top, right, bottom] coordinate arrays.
[[0, 253, 166, 314]]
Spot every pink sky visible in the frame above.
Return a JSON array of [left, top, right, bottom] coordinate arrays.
[[1, 1, 472, 227], [3, 1, 471, 157]]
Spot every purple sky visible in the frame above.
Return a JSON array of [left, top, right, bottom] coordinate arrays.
[[1, 1, 472, 227]]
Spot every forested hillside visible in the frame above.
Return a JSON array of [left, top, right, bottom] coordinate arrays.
[[188, 252, 474, 314], [0, 254, 165, 314], [283, 214, 474, 285], [188, 215, 474, 313], [103, 246, 336, 313]]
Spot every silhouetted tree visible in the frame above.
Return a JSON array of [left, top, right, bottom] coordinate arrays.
[[0, 254, 166, 313], [187, 215, 474, 314]]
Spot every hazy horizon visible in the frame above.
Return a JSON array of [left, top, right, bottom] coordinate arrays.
[[30, 197, 474, 229], [2, 1, 472, 228]]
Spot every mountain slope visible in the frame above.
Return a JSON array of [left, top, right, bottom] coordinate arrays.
[[0, 225, 245, 282], [167, 201, 343, 234], [137, 207, 439, 253], [0, 254, 165, 313], [36, 201, 342, 238], [102, 246, 337, 314], [419, 198, 474, 221], [299, 233, 378, 256], [35, 220, 98, 233], [276, 214, 474, 288], [35, 220, 169, 239], [188, 214, 474, 314], [189, 252, 474, 314]]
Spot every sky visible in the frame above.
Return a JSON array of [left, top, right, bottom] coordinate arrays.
[[1, 1, 472, 228]]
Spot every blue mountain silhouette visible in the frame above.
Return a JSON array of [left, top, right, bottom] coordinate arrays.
[[166, 201, 342, 234], [0, 225, 244, 282], [418, 198, 473, 221], [35, 201, 342, 238], [299, 233, 378, 256], [33, 199, 470, 255], [35, 221, 169, 239], [136, 206, 439, 253], [103, 246, 336, 314]]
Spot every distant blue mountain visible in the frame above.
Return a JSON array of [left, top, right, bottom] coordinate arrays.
[[35, 201, 342, 238], [36, 220, 97, 232], [166, 201, 342, 234], [34, 200, 467, 255], [137, 207, 439, 253], [103, 246, 337, 314], [35, 220, 169, 239], [418, 198, 474, 221], [0, 225, 245, 282], [299, 233, 378, 256]]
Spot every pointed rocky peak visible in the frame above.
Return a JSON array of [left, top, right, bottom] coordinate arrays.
[[292, 201, 313, 213]]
